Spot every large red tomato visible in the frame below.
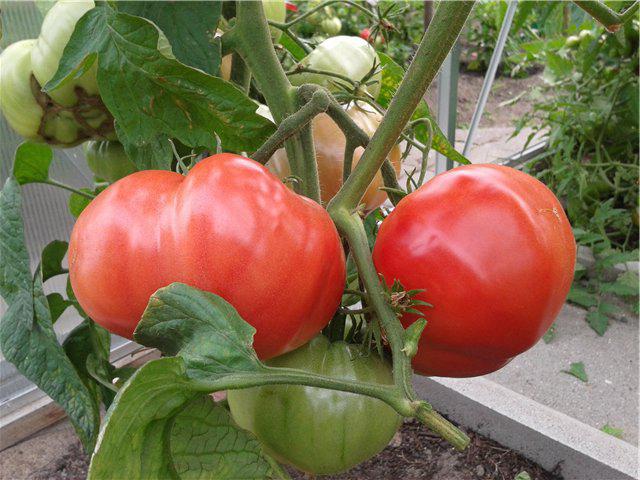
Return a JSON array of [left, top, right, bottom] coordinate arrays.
[[372, 164, 575, 377], [69, 154, 346, 359]]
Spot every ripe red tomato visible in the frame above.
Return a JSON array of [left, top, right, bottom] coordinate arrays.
[[373, 164, 576, 377], [69, 154, 346, 359]]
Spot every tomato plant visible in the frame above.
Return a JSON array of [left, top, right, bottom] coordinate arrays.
[[69, 154, 346, 359], [0, 0, 630, 478], [227, 335, 401, 474], [373, 165, 576, 377], [268, 104, 401, 212]]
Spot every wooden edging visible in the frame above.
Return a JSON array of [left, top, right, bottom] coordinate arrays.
[[414, 376, 639, 480]]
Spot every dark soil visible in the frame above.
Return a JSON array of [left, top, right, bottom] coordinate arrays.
[[31, 420, 561, 480]]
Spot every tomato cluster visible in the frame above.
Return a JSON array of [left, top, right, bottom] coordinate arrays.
[[0, 0, 113, 146]]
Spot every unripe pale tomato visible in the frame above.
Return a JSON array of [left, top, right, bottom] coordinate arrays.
[[373, 165, 576, 377], [84, 141, 137, 183], [268, 104, 401, 212], [31, 0, 98, 107], [0, 39, 82, 146], [227, 335, 401, 475], [289, 36, 381, 99], [69, 154, 346, 359], [320, 16, 342, 36]]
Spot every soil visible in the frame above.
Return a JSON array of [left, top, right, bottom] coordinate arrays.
[[31, 420, 561, 480], [424, 71, 545, 129]]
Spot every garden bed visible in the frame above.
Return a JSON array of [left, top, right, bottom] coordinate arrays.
[[31, 420, 559, 480]]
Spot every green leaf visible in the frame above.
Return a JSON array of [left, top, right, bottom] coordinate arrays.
[[68, 189, 94, 218], [377, 52, 470, 166], [41, 240, 68, 282], [12, 142, 53, 185], [544, 52, 573, 81], [567, 285, 598, 308], [586, 310, 609, 336], [514, 472, 532, 480], [0, 178, 99, 450], [562, 361, 588, 382], [47, 293, 72, 323], [118, 2, 222, 75], [601, 424, 624, 439], [46, 5, 275, 169], [601, 271, 639, 297], [170, 396, 279, 479], [87, 358, 200, 480], [280, 32, 306, 61], [543, 323, 556, 344], [134, 283, 264, 380], [598, 250, 639, 269]]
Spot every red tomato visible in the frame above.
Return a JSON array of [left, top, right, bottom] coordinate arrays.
[[69, 154, 346, 359], [359, 28, 371, 42], [373, 165, 575, 377]]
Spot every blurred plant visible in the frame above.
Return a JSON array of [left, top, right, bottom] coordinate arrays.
[[515, 5, 639, 333]]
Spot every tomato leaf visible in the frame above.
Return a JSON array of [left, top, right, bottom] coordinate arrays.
[[280, 32, 307, 61], [88, 358, 200, 480], [12, 142, 53, 185], [562, 361, 588, 382], [542, 323, 556, 344], [170, 396, 280, 479], [376, 52, 470, 166], [45, 5, 275, 169], [600, 271, 639, 297], [586, 310, 609, 336], [46, 293, 72, 323], [134, 283, 265, 379], [0, 178, 100, 451], [41, 240, 69, 282], [117, 1, 222, 75], [567, 284, 598, 308]]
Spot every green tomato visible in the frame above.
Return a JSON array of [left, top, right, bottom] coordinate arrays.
[[31, 0, 98, 107], [0, 39, 83, 146], [227, 335, 401, 475], [320, 16, 342, 36], [84, 141, 137, 183], [262, 0, 286, 42], [289, 36, 381, 99], [565, 35, 580, 48]]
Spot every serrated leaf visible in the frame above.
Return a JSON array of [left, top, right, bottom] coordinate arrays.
[[0, 178, 99, 451], [170, 396, 279, 479], [601, 424, 624, 439], [12, 142, 53, 185], [118, 1, 222, 75], [377, 52, 470, 166], [586, 310, 609, 336], [562, 361, 588, 382], [46, 5, 275, 169], [41, 240, 68, 282], [567, 285, 598, 308], [88, 358, 200, 480], [134, 283, 265, 380]]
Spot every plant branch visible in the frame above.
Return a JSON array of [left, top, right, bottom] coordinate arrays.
[[573, 1, 639, 32], [44, 180, 95, 199]]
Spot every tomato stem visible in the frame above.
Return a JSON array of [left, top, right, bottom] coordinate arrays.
[[573, 0, 639, 32]]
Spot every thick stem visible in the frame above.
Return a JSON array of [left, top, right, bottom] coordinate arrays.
[[233, 1, 320, 201], [574, 0, 639, 32], [327, 1, 474, 213]]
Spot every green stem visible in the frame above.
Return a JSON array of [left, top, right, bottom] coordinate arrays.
[[573, 1, 639, 31], [43, 180, 95, 199], [232, 1, 320, 202], [229, 53, 251, 93], [274, 0, 377, 28], [328, 1, 474, 213]]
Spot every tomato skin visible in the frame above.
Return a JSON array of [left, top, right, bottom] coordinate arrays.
[[289, 36, 381, 98], [68, 154, 346, 359], [84, 141, 137, 183], [268, 104, 401, 212], [227, 335, 401, 475], [372, 165, 576, 377]]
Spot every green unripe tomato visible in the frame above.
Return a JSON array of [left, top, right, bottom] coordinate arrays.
[[578, 29, 595, 42], [84, 141, 137, 183], [31, 0, 98, 107], [320, 16, 342, 36], [227, 336, 401, 475], [565, 35, 580, 48], [289, 36, 381, 99], [0, 39, 83, 146], [262, 0, 286, 42]]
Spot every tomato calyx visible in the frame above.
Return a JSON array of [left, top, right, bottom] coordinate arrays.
[[29, 74, 114, 143], [380, 275, 431, 318]]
